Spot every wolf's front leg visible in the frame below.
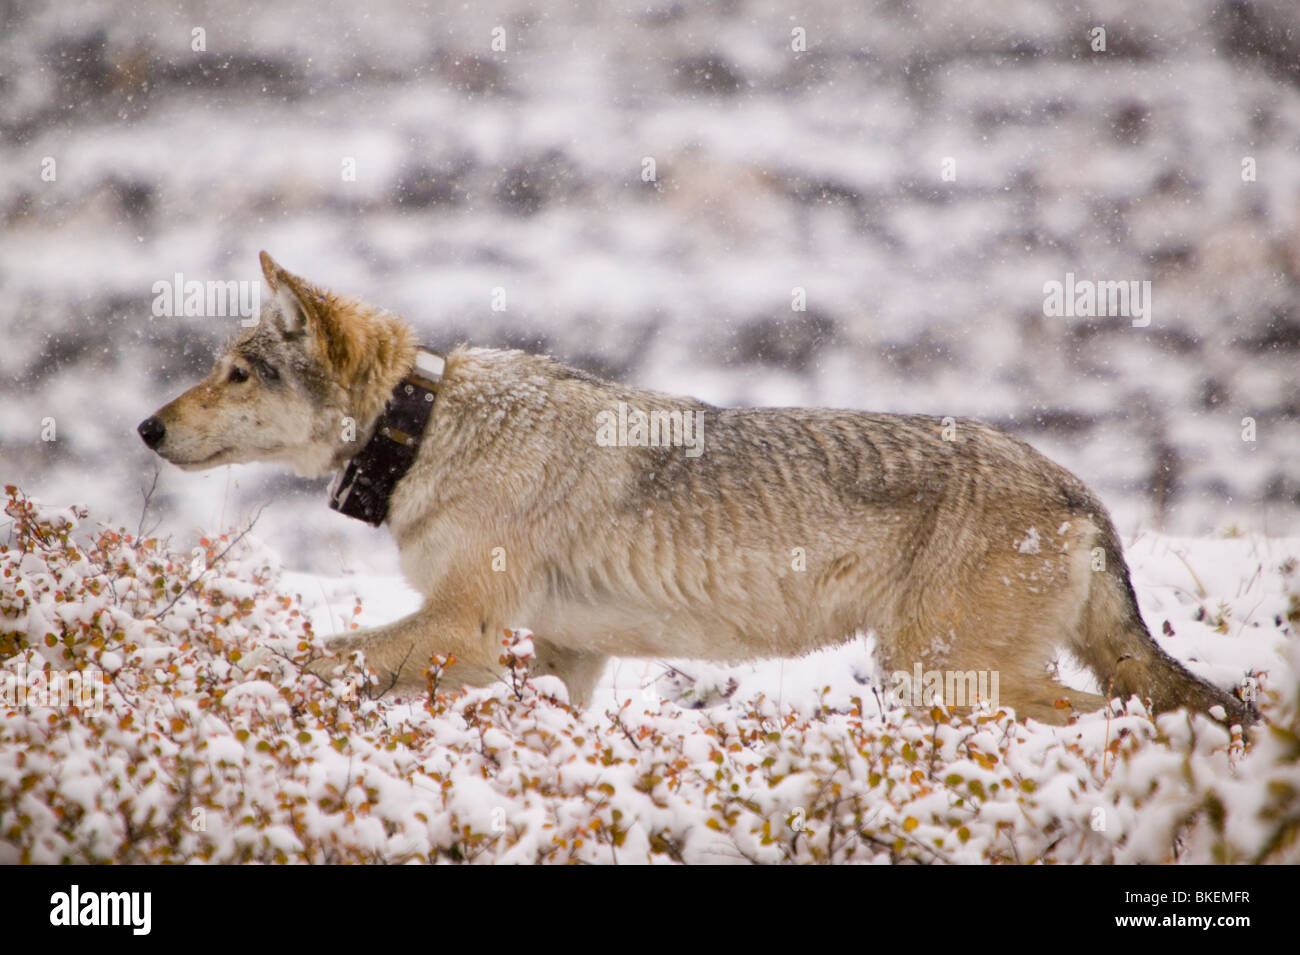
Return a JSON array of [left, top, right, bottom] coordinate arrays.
[[306, 601, 499, 695], [529, 640, 608, 708]]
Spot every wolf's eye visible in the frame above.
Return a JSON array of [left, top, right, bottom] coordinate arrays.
[[251, 359, 279, 382], [228, 366, 250, 384]]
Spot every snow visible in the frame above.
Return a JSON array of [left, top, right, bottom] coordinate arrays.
[[1017, 527, 1042, 555]]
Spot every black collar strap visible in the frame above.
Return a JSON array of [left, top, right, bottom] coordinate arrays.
[[328, 349, 445, 526]]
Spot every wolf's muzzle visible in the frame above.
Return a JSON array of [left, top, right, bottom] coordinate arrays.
[[138, 416, 166, 449]]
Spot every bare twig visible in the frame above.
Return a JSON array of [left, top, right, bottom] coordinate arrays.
[[137, 466, 161, 541], [608, 704, 643, 751], [369, 643, 414, 700], [151, 505, 265, 621], [1170, 549, 1207, 600], [658, 661, 697, 684]]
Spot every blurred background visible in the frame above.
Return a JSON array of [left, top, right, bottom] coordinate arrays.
[[1, 0, 1298, 576]]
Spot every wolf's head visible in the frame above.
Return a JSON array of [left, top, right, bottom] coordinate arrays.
[[138, 252, 418, 478]]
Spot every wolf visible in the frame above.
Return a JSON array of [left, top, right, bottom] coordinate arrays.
[[137, 252, 1256, 726]]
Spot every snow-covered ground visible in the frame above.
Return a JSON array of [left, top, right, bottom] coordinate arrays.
[[1, 489, 1295, 864]]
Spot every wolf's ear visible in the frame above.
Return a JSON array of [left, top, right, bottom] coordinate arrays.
[[259, 250, 283, 290], [259, 251, 321, 339], [256, 252, 371, 379]]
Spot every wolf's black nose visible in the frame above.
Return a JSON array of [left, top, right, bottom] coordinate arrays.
[[138, 416, 166, 449]]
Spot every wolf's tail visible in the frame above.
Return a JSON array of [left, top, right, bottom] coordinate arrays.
[[1069, 525, 1257, 727]]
